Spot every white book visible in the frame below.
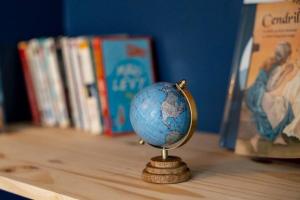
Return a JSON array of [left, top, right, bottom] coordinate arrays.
[[42, 38, 70, 128], [38, 39, 59, 127], [60, 37, 81, 129], [37, 39, 58, 127], [77, 37, 103, 134], [69, 38, 90, 131], [27, 40, 56, 126]]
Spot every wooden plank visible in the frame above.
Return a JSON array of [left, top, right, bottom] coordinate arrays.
[[0, 125, 298, 200]]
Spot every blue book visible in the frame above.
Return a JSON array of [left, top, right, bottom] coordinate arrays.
[[219, 4, 256, 149], [95, 37, 155, 135]]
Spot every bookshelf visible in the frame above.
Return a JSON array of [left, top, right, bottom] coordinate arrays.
[[0, 125, 298, 200]]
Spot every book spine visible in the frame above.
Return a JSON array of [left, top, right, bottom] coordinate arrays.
[[60, 37, 80, 129], [88, 38, 104, 134], [39, 40, 58, 126], [39, 39, 60, 126], [27, 41, 45, 124], [28, 40, 56, 126], [69, 38, 90, 131], [44, 38, 70, 128], [92, 37, 112, 135], [18, 42, 41, 125], [77, 37, 103, 134], [56, 38, 73, 126]]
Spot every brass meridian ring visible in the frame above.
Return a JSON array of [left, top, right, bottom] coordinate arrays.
[[148, 79, 198, 150]]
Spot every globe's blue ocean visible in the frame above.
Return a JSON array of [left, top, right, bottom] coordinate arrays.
[[130, 82, 191, 147]]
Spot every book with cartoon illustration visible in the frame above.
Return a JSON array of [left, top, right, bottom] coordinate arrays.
[[235, 1, 300, 158], [93, 37, 155, 135]]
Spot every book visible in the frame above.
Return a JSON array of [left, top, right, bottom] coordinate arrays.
[[27, 39, 56, 126], [223, 1, 300, 158], [55, 38, 73, 126], [18, 41, 41, 125], [18, 35, 157, 135], [92, 37, 110, 135], [93, 37, 155, 135], [220, 4, 257, 149], [69, 38, 90, 131], [60, 37, 81, 129], [76, 37, 103, 134], [41, 38, 70, 128]]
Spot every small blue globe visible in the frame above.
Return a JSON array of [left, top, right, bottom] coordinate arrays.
[[130, 82, 191, 147]]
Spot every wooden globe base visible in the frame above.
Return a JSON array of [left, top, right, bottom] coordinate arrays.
[[142, 156, 191, 184]]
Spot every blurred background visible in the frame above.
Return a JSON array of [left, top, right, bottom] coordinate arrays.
[[0, 0, 242, 198]]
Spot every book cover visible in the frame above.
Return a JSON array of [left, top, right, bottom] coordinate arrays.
[[95, 37, 155, 135], [18, 41, 41, 125], [235, 1, 300, 158]]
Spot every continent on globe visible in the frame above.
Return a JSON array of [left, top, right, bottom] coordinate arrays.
[[160, 85, 185, 129], [166, 131, 183, 145], [161, 86, 184, 119], [130, 82, 191, 147]]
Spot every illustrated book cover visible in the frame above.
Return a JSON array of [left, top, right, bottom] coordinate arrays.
[[235, 1, 300, 158], [93, 37, 155, 135]]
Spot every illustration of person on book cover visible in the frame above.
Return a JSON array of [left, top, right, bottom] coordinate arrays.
[[235, 1, 300, 158]]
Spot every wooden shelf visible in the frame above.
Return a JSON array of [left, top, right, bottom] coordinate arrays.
[[0, 125, 298, 200]]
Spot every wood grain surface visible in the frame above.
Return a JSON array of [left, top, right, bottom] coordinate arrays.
[[0, 125, 298, 200]]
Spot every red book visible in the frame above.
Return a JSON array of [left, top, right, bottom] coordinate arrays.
[[18, 42, 41, 125], [92, 37, 112, 135]]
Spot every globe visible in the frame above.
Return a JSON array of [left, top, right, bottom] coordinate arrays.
[[130, 82, 191, 147]]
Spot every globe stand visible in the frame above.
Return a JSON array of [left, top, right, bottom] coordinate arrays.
[[142, 149, 191, 184], [138, 80, 197, 184]]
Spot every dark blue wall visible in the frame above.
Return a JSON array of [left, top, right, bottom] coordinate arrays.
[[0, 0, 63, 43], [64, 0, 243, 132], [0, 0, 63, 123]]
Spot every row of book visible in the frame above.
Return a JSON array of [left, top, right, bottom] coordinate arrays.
[[18, 36, 155, 135]]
